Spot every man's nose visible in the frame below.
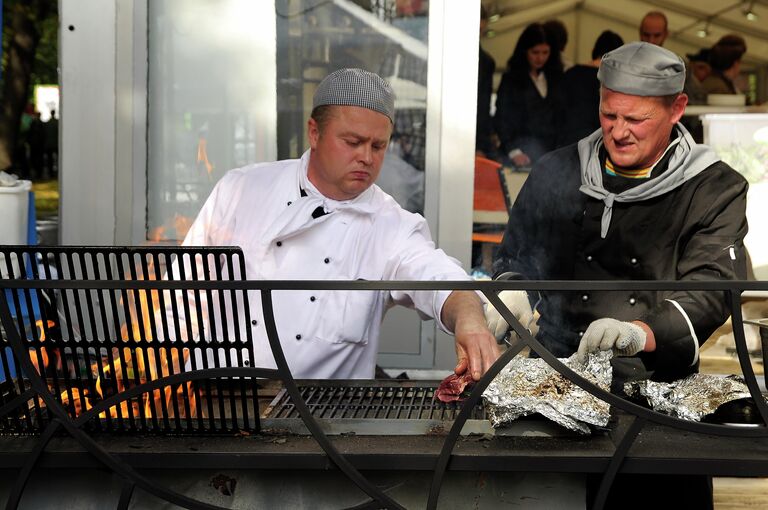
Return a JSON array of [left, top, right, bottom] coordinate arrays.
[[613, 119, 630, 140], [359, 144, 373, 165]]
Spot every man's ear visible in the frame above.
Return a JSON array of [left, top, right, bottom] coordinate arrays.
[[670, 93, 689, 124], [307, 117, 319, 150]]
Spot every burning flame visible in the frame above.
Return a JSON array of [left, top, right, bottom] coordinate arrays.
[[173, 214, 193, 240], [32, 263, 198, 422], [147, 214, 193, 243], [30, 320, 56, 375], [197, 137, 214, 178], [148, 226, 166, 243]]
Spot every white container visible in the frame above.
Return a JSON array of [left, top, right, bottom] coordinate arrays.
[[0, 179, 32, 245], [702, 114, 768, 282]]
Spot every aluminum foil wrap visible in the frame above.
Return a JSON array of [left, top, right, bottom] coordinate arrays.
[[624, 374, 751, 422], [483, 351, 612, 434]]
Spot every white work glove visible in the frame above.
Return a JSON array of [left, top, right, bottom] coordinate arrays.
[[485, 290, 534, 342], [576, 318, 647, 362]]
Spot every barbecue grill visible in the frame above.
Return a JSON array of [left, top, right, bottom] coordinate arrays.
[[2, 245, 768, 510]]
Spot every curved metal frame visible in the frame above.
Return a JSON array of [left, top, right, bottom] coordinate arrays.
[[1, 277, 768, 510]]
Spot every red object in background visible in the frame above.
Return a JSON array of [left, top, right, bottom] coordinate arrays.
[[435, 372, 475, 403], [473, 156, 506, 215]]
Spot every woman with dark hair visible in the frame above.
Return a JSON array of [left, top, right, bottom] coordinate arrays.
[[702, 34, 747, 96], [494, 22, 564, 167]]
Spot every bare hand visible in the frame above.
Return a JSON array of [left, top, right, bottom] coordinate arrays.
[[442, 291, 501, 381], [453, 311, 500, 381]]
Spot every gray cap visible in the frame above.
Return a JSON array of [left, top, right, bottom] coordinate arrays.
[[597, 42, 685, 96], [312, 68, 395, 122]]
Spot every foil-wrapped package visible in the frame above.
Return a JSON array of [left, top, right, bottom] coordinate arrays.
[[483, 351, 612, 434], [624, 374, 751, 422]]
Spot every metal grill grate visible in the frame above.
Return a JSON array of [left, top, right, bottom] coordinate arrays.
[[0, 246, 259, 435], [261, 381, 488, 435], [266, 383, 485, 421]]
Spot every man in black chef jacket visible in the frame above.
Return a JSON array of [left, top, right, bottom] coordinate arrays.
[[486, 41, 748, 510]]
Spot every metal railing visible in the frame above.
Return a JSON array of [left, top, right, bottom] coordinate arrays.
[[1, 246, 768, 510]]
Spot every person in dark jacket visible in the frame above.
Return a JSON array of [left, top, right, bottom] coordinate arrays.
[[476, 6, 496, 158], [494, 22, 564, 167], [702, 34, 747, 96], [559, 30, 624, 147], [486, 40, 748, 510]]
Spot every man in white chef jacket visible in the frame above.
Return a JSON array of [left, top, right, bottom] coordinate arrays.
[[182, 68, 499, 380]]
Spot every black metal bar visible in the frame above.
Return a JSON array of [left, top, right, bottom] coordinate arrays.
[[152, 252, 179, 431], [103, 252, 128, 431], [202, 253, 228, 432], [80, 252, 106, 430], [260, 288, 405, 510], [116, 479, 136, 510], [426, 335, 528, 510], [6, 278, 768, 292], [135, 251, 160, 431], [0, 389, 36, 419], [82, 251, 108, 432], [187, 252, 210, 432], [591, 415, 647, 510], [174, 254, 197, 431], [5, 418, 62, 510], [728, 289, 768, 425]]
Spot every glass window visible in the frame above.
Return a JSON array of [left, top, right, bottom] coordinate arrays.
[[147, 0, 277, 242], [147, 0, 429, 242]]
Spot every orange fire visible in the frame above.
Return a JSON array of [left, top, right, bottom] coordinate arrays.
[[147, 214, 193, 243], [30, 320, 56, 375], [197, 137, 214, 179], [32, 263, 198, 422]]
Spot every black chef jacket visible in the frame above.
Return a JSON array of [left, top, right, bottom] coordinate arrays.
[[494, 143, 748, 381]]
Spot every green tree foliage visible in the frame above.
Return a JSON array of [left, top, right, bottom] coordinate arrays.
[[0, 0, 58, 171]]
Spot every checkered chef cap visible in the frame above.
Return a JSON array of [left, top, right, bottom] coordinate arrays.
[[312, 68, 395, 122]]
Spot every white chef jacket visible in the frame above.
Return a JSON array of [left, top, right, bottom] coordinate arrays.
[[181, 151, 471, 379]]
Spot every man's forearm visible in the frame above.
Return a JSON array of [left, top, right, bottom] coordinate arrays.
[[441, 290, 486, 332]]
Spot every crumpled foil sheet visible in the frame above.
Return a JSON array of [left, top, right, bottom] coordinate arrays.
[[483, 351, 613, 434], [624, 374, 751, 422]]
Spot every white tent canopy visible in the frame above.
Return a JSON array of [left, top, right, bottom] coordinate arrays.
[[482, 0, 768, 71]]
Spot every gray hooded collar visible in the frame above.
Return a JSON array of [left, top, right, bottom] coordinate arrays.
[[577, 123, 720, 238]]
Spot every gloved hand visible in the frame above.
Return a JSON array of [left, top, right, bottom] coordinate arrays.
[[576, 318, 647, 362], [485, 290, 535, 342]]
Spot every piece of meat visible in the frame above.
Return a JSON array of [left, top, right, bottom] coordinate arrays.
[[435, 372, 475, 403]]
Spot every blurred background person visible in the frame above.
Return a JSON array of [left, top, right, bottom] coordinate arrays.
[[639, 11, 668, 46], [494, 22, 564, 168], [703, 34, 747, 96], [558, 30, 624, 147], [476, 5, 497, 159], [684, 48, 712, 105], [543, 19, 572, 71], [28, 111, 46, 181]]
